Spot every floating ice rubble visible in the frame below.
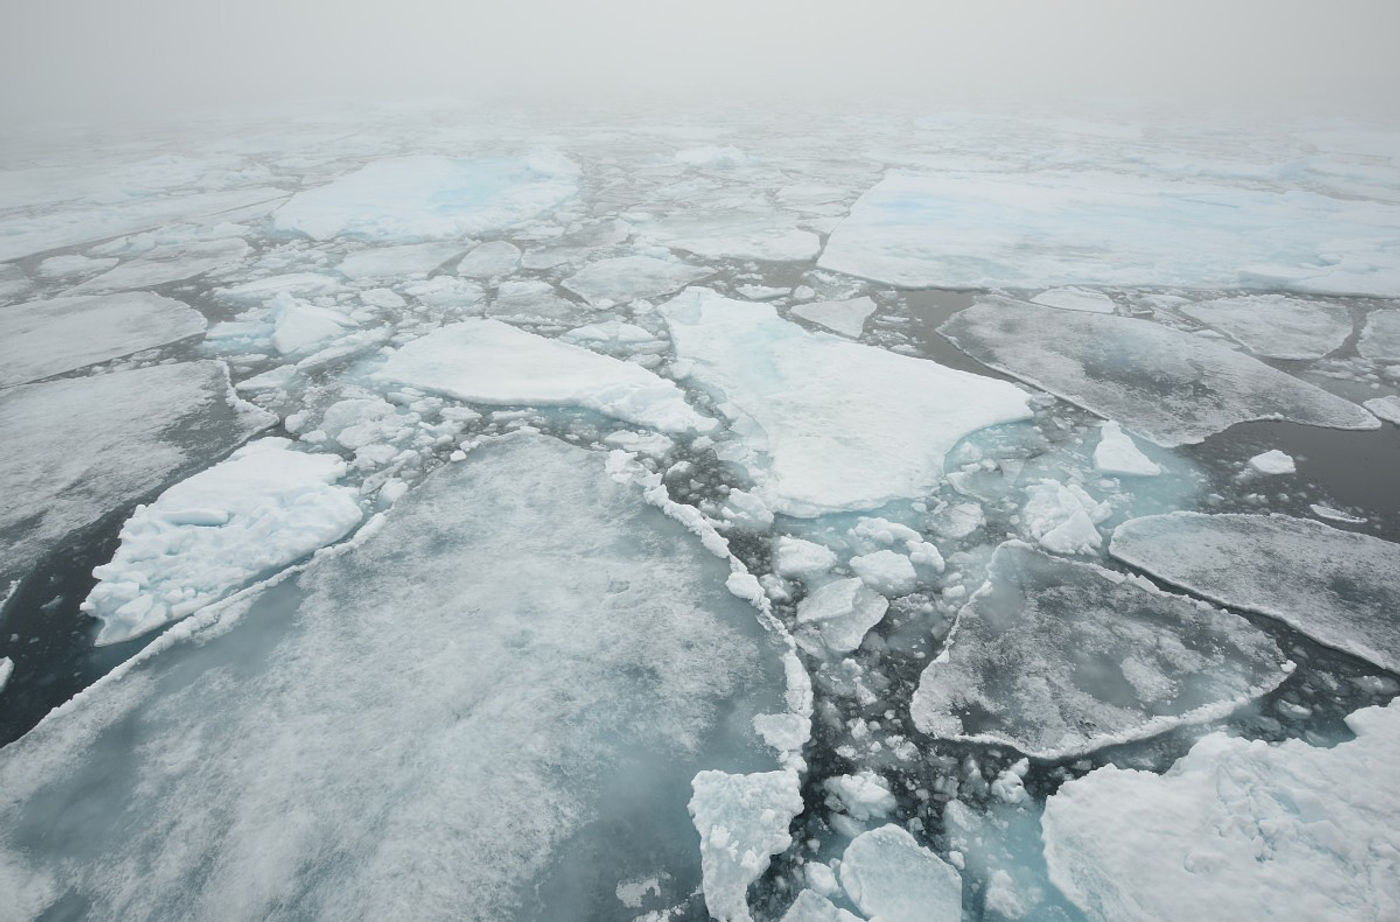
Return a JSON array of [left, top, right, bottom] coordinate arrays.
[[1111, 512, 1400, 673], [939, 298, 1379, 445], [788, 296, 877, 338], [911, 542, 1290, 758], [1178, 294, 1353, 360], [562, 254, 711, 306], [661, 288, 1031, 515], [839, 824, 963, 922], [82, 438, 362, 645], [1093, 421, 1161, 476], [0, 292, 206, 387], [0, 362, 275, 587], [821, 170, 1400, 296], [794, 578, 889, 656], [689, 769, 805, 922], [1042, 700, 1400, 922], [0, 436, 796, 922]]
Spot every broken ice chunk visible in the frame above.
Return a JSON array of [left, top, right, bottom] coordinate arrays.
[[1093, 421, 1161, 477], [795, 577, 889, 656], [1020, 480, 1110, 555], [788, 296, 877, 338], [336, 241, 464, 279], [455, 240, 521, 278], [1359, 308, 1400, 361], [1246, 449, 1296, 476], [823, 771, 897, 821], [911, 542, 1289, 758], [839, 824, 962, 922], [562, 254, 711, 306], [1179, 294, 1352, 360], [1364, 395, 1400, 425], [779, 890, 862, 922], [0, 657, 11, 694], [774, 537, 839, 580], [690, 769, 804, 922], [849, 550, 918, 596], [1030, 287, 1116, 313], [269, 292, 354, 355]]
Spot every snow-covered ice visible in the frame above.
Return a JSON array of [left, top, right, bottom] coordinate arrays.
[[939, 299, 1378, 446], [0, 362, 275, 587], [774, 536, 839, 580], [337, 242, 464, 279], [0, 657, 12, 694], [794, 577, 889, 656], [1179, 294, 1353, 360], [661, 288, 1031, 515], [779, 890, 861, 922], [823, 771, 897, 821], [849, 550, 918, 596], [640, 211, 821, 262], [839, 824, 963, 922], [0, 292, 207, 386], [690, 769, 805, 922], [1042, 700, 1400, 922], [562, 254, 711, 306], [1363, 395, 1400, 425], [1246, 449, 1296, 476], [911, 542, 1289, 758], [454, 240, 522, 278], [82, 438, 362, 645], [1358, 308, 1400, 361], [1020, 480, 1111, 555], [67, 237, 250, 293], [1093, 421, 1161, 476], [375, 318, 713, 433], [788, 296, 877, 338], [1111, 512, 1400, 673], [1030, 287, 1116, 314]]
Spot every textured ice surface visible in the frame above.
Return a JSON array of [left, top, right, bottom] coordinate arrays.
[[661, 289, 1031, 515], [689, 769, 804, 922], [274, 154, 577, 241], [1111, 512, 1400, 673], [940, 299, 1378, 446], [455, 240, 522, 278], [823, 771, 897, 821], [1043, 700, 1400, 922], [1358, 308, 1400, 360], [268, 293, 354, 354], [0, 292, 207, 386], [1246, 449, 1296, 475], [1094, 421, 1160, 476], [788, 296, 877, 338], [0, 362, 275, 587], [774, 536, 839, 580], [375, 318, 712, 433], [1364, 395, 1400, 425], [849, 550, 918, 596], [640, 211, 821, 262], [1020, 480, 1111, 555], [820, 170, 1400, 295], [562, 254, 711, 306], [1179, 294, 1353, 360], [67, 238, 250, 293], [83, 438, 362, 645], [840, 824, 962, 922], [0, 657, 11, 694], [911, 543, 1289, 758], [336, 242, 464, 278], [1030, 287, 1117, 313], [794, 577, 889, 656], [779, 890, 862, 922], [0, 436, 788, 922]]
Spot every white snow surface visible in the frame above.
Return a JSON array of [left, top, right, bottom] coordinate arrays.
[[849, 550, 918, 596], [820, 170, 1400, 296], [374, 318, 712, 433], [689, 769, 805, 922], [1246, 449, 1296, 476], [274, 154, 577, 241], [562, 254, 711, 306], [1094, 421, 1161, 477], [0, 292, 207, 386], [823, 771, 897, 821], [1042, 700, 1400, 922], [1179, 294, 1353, 360], [660, 288, 1031, 515], [839, 824, 962, 922], [779, 890, 861, 922], [794, 577, 889, 656], [1111, 512, 1400, 673], [82, 438, 362, 645], [774, 537, 838, 580], [1020, 480, 1111, 555], [788, 296, 877, 338]]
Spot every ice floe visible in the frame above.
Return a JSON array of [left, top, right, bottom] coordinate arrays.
[[337, 241, 464, 279], [911, 542, 1290, 758], [1363, 395, 1400, 425], [779, 890, 861, 922], [690, 769, 805, 922], [455, 240, 522, 278], [1030, 287, 1117, 314], [1019, 480, 1111, 555], [1111, 512, 1400, 673], [1179, 294, 1353, 360], [562, 254, 711, 306], [1246, 449, 1296, 476], [1093, 421, 1161, 477], [794, 577, 889, 656], [839, 824, 963, 922], [788, 296, 877, 338], [1358, 308, 1400, 361]]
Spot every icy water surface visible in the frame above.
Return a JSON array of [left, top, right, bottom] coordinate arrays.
[[1, 104, 1398, 922]]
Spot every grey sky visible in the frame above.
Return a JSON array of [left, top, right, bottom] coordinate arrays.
[[2, 0, 1398, 123]]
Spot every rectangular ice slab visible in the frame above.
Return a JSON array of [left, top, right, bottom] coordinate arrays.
[[0, 362, 275, 588], [820, 171, 1400, 296], [374, 318, 713, 433], [0, 436, 789, 922], [660, 289, 1031, 516]]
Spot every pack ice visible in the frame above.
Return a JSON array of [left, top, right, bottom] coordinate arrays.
[[939, 299, 1378, 446], [1178, 294, 1353, 360], [1042, 700, 1400, 922], [820, 170, 1400, 296], [1111, 512, 1400, 673], [0, 436, 790, 922], [0, 362, 275, 587], [911, 543, 1289, 758], [0, 292, 206, 387], [374, 318, 713, 433], [274, 154, 577, 241], [660, 288, 1031, 515]]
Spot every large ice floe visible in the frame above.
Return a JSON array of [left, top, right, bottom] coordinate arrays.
[[1177, 294, 1354, 360], [820, 170, 1400, 296], [939, 299, 1378, 445], [660, 288, 1031, 515], [374, 318, 713, 433], [0, 292, 207, 386], [839, 824, 963, 922], [0, 362, 275, 587], [273, 153, 577, 241], [1042, 700, 1400, 922], [1111, 512, 1400, 673], [82, 438, 363, 646], [910, 542, 1290, 758], [562, 254, 712, 305], [0, 436, 793, 922]]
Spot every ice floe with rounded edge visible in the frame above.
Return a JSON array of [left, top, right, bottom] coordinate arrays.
[[336, 241, 465, 279], [1030, 287, 1116, 313], [660, 288, 1031, 516], [1093, 420, 1161, 476], [1359, 308, 1400, 361], [839, 824, 962, 922], [1246, 449, 1296, 475], [562, 254, 711, 306], [455, 240, 521, 278], [1111, 511, 1400, 673], [911, 542, 1290, 758], [1042, 699, 1400, 922], [779, 890, 861, 922], [788, 296, 877, 338], [689, 768, 805, 922], [1363, 394, 1400, 424], [1179, 294, 1353, 360], [939, 298, 1378, 446], [795, 577, 889, 656]]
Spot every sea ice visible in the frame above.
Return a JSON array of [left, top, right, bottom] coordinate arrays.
[[1111, 512, 1400, 673], [0, 436, 790, 922], [823, 771, 897, 821], [82, 438, 362, 645], [1358, 308, 1400, 360], [640, 211, 820, 262], [374, 319, 712, 433], [337, 242, 464, 279], [1363, 395, 1400, 424], [269, 293, 354, 354], [661, 289, 1031, 515], [911, 542, 1289, 758], [839, 824, 962, 922], [0, 657, 11, 694], [1042, 700, 1400, 922], [779, 890, 861, 922], [1093, 421, 1161, 476], [939, 299, 1378, 445], [788, 296, 877, 338], [67, 238, 251, 293], [849, 550, 918, 596], [1246, 449, 1296, 476], [0, 292, 207, 387], [1020, 480, 1111, 555], [562, 254, 711, 306], [455, 240, 522, 278], [820, 170, 1400, 296], [690, 769, 804, 922], [1030, 288, 1116, 314], [274, 154, 577, 242], [1179, 294, 1353, 360], [774, 537, 839, 580], [0, 362, 275, 587], [794, 577, 889, 656]]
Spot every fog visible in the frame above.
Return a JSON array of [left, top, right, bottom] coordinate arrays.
[[2, 0, 1399, 124]]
